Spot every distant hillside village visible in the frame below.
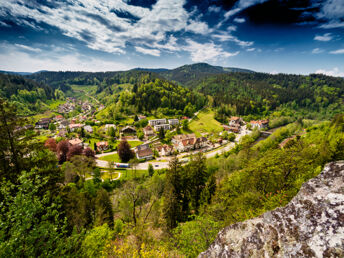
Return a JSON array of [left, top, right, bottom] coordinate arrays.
[[30, 100, 274, 166]]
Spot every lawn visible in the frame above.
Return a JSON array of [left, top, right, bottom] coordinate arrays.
[[99, 153, 121, 162], [189, 108, 223, 136]]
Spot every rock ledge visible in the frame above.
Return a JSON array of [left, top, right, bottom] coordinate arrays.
[[199, 161, 344, 258]]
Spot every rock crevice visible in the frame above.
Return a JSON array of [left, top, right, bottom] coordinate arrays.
[[199, 161, 344, 258]]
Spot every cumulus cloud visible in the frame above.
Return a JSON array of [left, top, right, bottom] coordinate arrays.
[[330, 49, 344, 54], [312, 48, 324, 54], [315, 67, 344, 77], [0, 0, 213, 55], [314, 33, 332, 41], [313, 0, 344, 29], [185, 39, 239, 62], [135, 46, 161, 57], [234, 18, 246, 23], [208, 6, 221, 13]]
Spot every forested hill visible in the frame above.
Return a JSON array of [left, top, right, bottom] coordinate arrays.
[[187, 72, 344, 118], [27, 70, 163, 93], [156, 63, 254, 85], [0, 73, 61, 115]]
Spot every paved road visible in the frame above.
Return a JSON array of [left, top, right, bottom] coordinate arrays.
[[95, 128, 251, 170]]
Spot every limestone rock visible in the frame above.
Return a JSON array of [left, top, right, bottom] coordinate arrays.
[[199, 161, 344, 258]]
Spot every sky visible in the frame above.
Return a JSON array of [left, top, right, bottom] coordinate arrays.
[[0, 0, 343, 76]]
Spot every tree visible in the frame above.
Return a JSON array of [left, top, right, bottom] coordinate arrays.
[[163, 156, 183, 229], [45, 138, 57, 152], [93, 142, 97, 152], [84, 147, 95, 158], [148, 163, 154, 177], [117, 139, 134, 163], [82, 224, 112, 257], [158, 127, 165, 140], [57, 140, 70, 164], [129, 157, 139, 179], [182, 119, 189, 130], [107, 127, 116, 138], [81, 127, 85, 137], [134, 114, 138, 121], [94, 189, 114, 227], [107, 161, 115, 180], [67, 145, 83, 160], [49, 123, 56, 131]]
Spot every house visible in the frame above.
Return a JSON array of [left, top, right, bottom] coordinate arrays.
[[156, 144, 174, 156], [105, 124, 116, 130], [96, 141, 109, 151], [149, 119, 167, 126], [69, 138, 83, 147], [172, 134, 207, 152], [55, 115, 64, 121], [58, 120, 69, 130], [143, 125, 155, 137], [69, 123, 84, 132], [168, 119, 179, 126], [229, 116, 243, 126], [229, 125, 240, 133], [58, 129, 67, 137], [136, 144, 154, 160], [83, 125, 93, 133], [250, 119, 269, 129], [121, 126, 136, 134], [223, 125, 230, 131], [154, 124, 171, 131], [35, 118, 52, 129], [138, 115, 147, 120]]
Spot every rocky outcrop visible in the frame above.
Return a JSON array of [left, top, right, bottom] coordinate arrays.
[[199, 161, 344, 258]]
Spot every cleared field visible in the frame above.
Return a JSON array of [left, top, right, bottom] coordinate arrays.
[[99, 153, 120, 162], [189, 108, 223, 136]]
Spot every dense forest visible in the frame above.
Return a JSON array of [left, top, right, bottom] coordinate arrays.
[[1, 97, 343, 257], [0, 74, 64, 115], [186, 72, 344, 119]]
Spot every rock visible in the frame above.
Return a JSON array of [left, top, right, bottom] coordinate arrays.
[[199, 161, 344, 258]]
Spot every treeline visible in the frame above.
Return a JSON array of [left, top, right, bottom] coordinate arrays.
[[188, 72, 344, 118], [98, 76, 207, 119], [0, 73, 64, 115]]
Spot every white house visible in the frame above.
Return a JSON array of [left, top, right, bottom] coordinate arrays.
[[154, 124, 171, 131], [149, 119, 167, 126], [83, 125, 93, 133], [168, 119, 179, 126]]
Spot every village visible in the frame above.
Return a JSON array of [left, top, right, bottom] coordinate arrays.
[[33, 98, 274, 175]]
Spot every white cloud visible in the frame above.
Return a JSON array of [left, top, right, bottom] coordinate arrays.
[[330, 49, 344, 54], [208, 6, 221, 13], [315, 67, 344, 77], [212, 33, 253, 47], [246, 48, 255, 52], [314, 33, 332, 41], [224, 0, 268, 19], [234, 18, 246, 23], [227, 25, 237, 31], [0, 0, 213, 55], [0, 49, 130, 72], [315, 0, 344, 29], [135, 46, 161, 57], [0, 21, 10, 27], [312, 48, 324, 54], [14, 43, 42, 53], [185, 39, 239, 62]]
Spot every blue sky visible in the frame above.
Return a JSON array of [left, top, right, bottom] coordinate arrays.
[[0, 0, 343, 76]]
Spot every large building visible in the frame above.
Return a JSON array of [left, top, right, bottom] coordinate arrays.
[[168, 119, 179, 126], [154, 124, 171, 131], [149, 119, 167, 126]]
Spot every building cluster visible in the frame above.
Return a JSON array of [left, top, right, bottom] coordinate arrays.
[[148, 118, 179, 132], [249, 119, 269, 129], [57, 98, 93, 114], [172, 133, 208, 153], [228, 117, 244, 133]]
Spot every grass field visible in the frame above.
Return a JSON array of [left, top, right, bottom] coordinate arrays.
[[99, 153, 121, 162], [189, 108, 223, 136]]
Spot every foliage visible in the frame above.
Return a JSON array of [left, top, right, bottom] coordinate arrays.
[[118, 139, 135, 162]]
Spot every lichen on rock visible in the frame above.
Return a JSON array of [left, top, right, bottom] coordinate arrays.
[[199, 161, 344, 258]]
